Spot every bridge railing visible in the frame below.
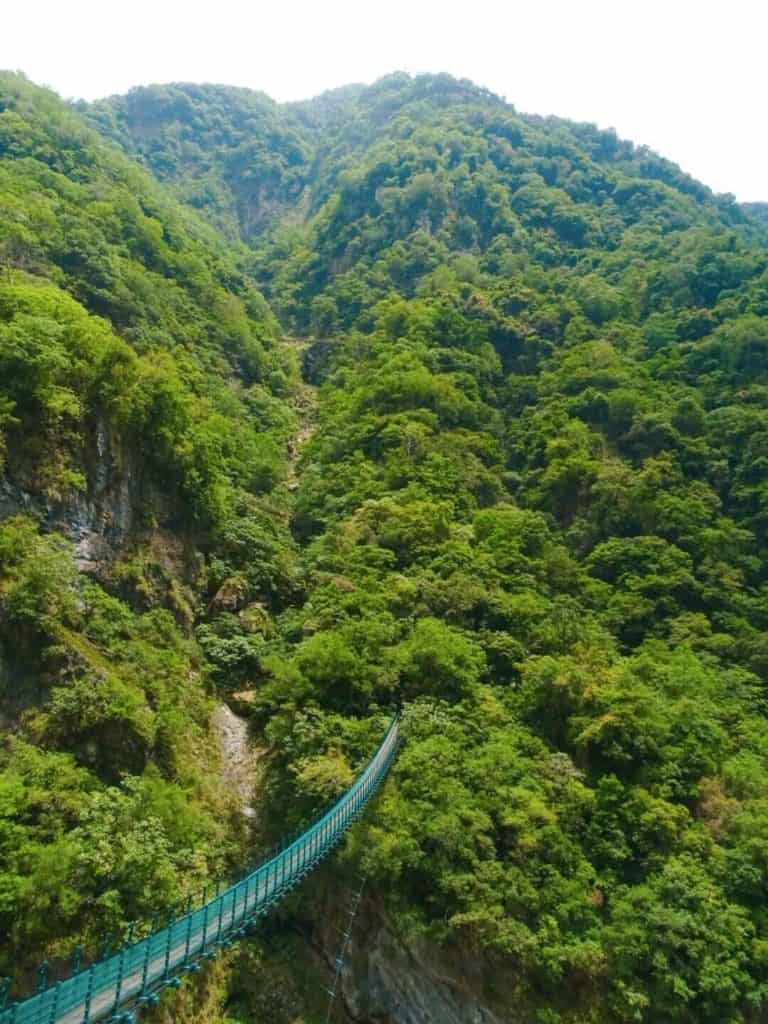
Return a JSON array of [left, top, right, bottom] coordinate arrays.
[[0, 715, 399, 1024]]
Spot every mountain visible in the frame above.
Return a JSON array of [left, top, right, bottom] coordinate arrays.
[[3, 69, 768, 1023], [0, 70, 298, 982], [83, 82, 314, 242]]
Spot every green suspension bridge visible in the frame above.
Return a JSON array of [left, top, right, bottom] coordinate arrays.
[[0, 716, 400, 1024]]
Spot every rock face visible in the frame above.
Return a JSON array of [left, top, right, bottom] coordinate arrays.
[[211, 702, 264, 819], [343, 925, 504, 1024], [313, 899, 509, 1024], [0, 419, 180, 573]]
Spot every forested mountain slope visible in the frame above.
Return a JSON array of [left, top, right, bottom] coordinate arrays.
[[0, 71, 299, 984], [87, 73, 768, 1023], [3, 69, 768, 1023], [84, 83, 314, 242]]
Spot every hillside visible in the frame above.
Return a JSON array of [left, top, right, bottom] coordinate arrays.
[[2, 70, 768, 1023], [0, 71, 299, 986]]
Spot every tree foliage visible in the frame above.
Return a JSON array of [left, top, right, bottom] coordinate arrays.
[[3, 69, 768, 1021]]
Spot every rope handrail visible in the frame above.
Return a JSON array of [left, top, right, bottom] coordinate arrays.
[[1, 715, 400, 1024]]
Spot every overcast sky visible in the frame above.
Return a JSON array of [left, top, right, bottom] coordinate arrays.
[[3, 0, 766, 200]]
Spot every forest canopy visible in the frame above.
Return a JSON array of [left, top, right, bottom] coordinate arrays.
[[2, 69, 768, 1023]]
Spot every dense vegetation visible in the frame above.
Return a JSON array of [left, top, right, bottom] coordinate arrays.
[[0, 72, 298, 987], [3, 69, 768, 1022], [84, 84, 314, 243], [250, 74, 768, 1022]]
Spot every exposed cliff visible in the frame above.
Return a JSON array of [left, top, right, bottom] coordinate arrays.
[[316, 898, 507, 1024], [2, 417, 176, 569]]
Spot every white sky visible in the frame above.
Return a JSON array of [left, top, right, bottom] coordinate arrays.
[[3, 0, 767, 200]]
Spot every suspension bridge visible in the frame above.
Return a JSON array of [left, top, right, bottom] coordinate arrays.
[[0, 716, 400, 1024]]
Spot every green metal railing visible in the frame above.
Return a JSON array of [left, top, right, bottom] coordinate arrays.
[[0, 716, 400, 1024]]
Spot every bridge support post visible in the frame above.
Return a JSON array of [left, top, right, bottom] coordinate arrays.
[[112, 942, 127, 1014], [37, 961, 49, 995], [81, 964, 96, 1024], [71, 946, 83, 977], [230, 884, 238, 929], [163, 912, 175, 980], [200, 902, 210, 956], [47, 982, 62, 1024], [183, 909, 194, 968], [140, 931, 152, 997]]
